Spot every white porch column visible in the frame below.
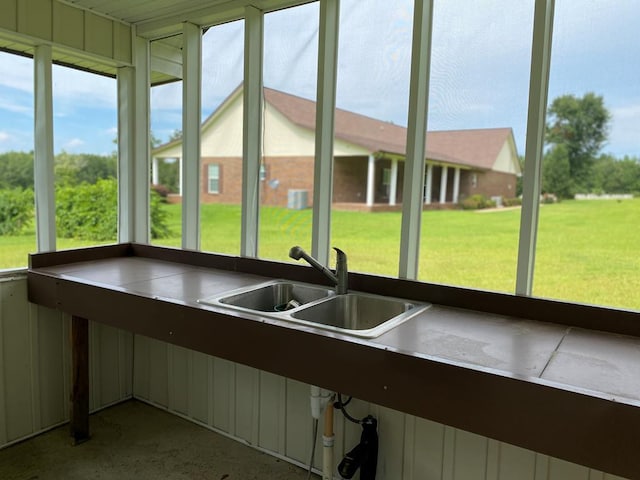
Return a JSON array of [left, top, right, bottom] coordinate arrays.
[[453, 167, 461, 204], [389, 158, 398, 206], [424, 163, 433, 204], [439, 165, 448, 203], [152, 157, 159, 185], [34, 44, 55, 252], [366, 155, 376, 206]]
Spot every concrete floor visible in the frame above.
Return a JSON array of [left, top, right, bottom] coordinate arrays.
[[0, 400, 315, 480]]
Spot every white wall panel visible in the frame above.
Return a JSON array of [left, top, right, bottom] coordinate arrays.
[[0, 276, 133, 450]]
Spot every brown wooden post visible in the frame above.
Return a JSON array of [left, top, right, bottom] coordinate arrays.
[[70, 315, 90, 444]]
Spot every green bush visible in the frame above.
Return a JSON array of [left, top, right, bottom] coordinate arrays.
[[503, 197, 522, 207], [57, 179, 172, 240], [0, 188, 34, 235], [460, 194, 496, 210]]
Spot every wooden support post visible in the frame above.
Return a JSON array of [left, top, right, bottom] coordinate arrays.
[[70, 315, 90, 444]]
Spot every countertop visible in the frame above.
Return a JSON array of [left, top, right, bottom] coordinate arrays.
[[27, 243, 640, 479]]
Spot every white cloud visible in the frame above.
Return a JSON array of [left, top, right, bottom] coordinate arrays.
[[0, 100, 32, 115], [0, 131, 10, 142], [64, 138, 85, 150]]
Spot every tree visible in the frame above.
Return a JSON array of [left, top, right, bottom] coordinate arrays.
[[542, 144, 572, 198], [545, 92, 610, 195], [0, 151, 34, 189]]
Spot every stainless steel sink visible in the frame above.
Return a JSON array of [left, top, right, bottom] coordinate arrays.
[[290, 292, 429, 337], [198, 279, 430, 338], [198, 280, 334, 313]]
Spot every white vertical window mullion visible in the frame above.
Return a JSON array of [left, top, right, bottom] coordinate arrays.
[[117, 66, 136, 243], [399, 0, 434, 279], [241, 6, 264, 258], [34, 44, 55, 252], [312, 0, 340, 266], [133, 35, 151, 243], [515, 0, 555, 295], [182, 22, 202, 251]]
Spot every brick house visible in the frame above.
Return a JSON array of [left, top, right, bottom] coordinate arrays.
[[153, 85, 521, 210]]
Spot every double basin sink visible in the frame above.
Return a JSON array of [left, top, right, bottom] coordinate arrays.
[[198, 279, 430, 338]]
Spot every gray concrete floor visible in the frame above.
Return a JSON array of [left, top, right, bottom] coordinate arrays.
[[0, 400, 315, 480]]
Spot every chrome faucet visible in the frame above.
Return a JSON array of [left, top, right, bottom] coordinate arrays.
[[289, 246, 348, 294]]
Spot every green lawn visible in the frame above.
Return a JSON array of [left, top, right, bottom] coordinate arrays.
[[2, 199, 638, 311]]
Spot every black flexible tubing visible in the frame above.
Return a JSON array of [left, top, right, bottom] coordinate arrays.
[[335, 393, 362, 425]]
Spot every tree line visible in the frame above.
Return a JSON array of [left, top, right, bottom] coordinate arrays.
[[0, 151, 171, 239]]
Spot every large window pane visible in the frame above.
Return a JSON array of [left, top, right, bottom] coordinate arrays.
[[331, 0, 414, 276], [0, 52, 35, 269], [151, 78, 183, 247], [418, 0, 534, 293], [260, 3, 319, 262], [53, 65, 118, 250], [199, 20, 244, 255], [535, 1, 640, 311]]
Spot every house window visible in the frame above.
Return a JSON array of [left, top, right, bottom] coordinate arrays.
[[382, 168, 391, 197], [208, 164, 220, 194], [471, 173, 478, 188]]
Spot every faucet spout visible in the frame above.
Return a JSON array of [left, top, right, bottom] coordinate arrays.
[[289, 246, 348, 294]]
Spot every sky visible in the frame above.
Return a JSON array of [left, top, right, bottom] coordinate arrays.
[[0, 0, 639, 158]]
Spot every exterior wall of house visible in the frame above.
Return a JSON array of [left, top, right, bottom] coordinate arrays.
[[460, 170, 518, 201], [0, 275, 133, 450], [334, 156, 369, 203], [260, 156, 315, 206], [493, 138, 521, 175]]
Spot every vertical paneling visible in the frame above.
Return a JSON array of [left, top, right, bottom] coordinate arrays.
[[211, 357, 235, 433], [168, 345, 189, 415], [498, 442, 536, 480], [85, 12, 113, 58], [34, 305, 66, 428], [1, 279, 34, 442], [258, 372, 286, 454], [189, 351, 209, 424], [404, 416, 445, 480], [234, 364, 260, 444], [548, 458, 590, 480], [17, 0, 52, 40], [285, 379, 314, 464], [0, 277, 132, 450], [52, 2, 84, 50]]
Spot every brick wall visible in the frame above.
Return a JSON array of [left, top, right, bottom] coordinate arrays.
[[459, 170, 517, 201], [333, 156, 368, 202]]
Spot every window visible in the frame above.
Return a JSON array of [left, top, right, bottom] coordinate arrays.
[[199, 20, 244, 256], [0, 52, 35, 269], [259, 3, 319, 263], [533, 1, 640, 311], [331, 0, 414, 277], [52, 64, 118, 251], [418, 0, 533, 293], [208, 164, 220, 194]]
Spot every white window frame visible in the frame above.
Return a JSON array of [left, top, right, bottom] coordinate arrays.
[[208, 164, 220, 194]]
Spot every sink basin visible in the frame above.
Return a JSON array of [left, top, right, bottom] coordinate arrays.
[[198, 280, 429, 338], [291, 292, 429, 337], [198, 280, 334, 313]]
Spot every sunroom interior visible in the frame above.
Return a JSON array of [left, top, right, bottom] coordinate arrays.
[[0, 1, 638, 479]]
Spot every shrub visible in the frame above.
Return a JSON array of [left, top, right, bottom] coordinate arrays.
[[0, 188, 34, 235], [460, 194, 496, 210], [57, 179, 172, 240], [503, 197, 522, 207]]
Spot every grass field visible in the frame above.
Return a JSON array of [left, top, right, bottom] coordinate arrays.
[[2, 199, 638, 311]]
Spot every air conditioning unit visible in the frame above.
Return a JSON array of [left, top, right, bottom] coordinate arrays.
[[287, 189, 308, 210]]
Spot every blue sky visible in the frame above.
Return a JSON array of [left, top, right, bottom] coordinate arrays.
[[0, 0, 638, 158]]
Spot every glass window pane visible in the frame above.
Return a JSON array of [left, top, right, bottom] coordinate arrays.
[[418, 0, 534, 293], [260, 3, 319, 262], [535, 2, 640, 311], [331, 0, 414, 276], [0, 52, 35, 269], [53, 65, 118, 250], [199, 20, 244, 255], [151, 75, 183, 247]]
